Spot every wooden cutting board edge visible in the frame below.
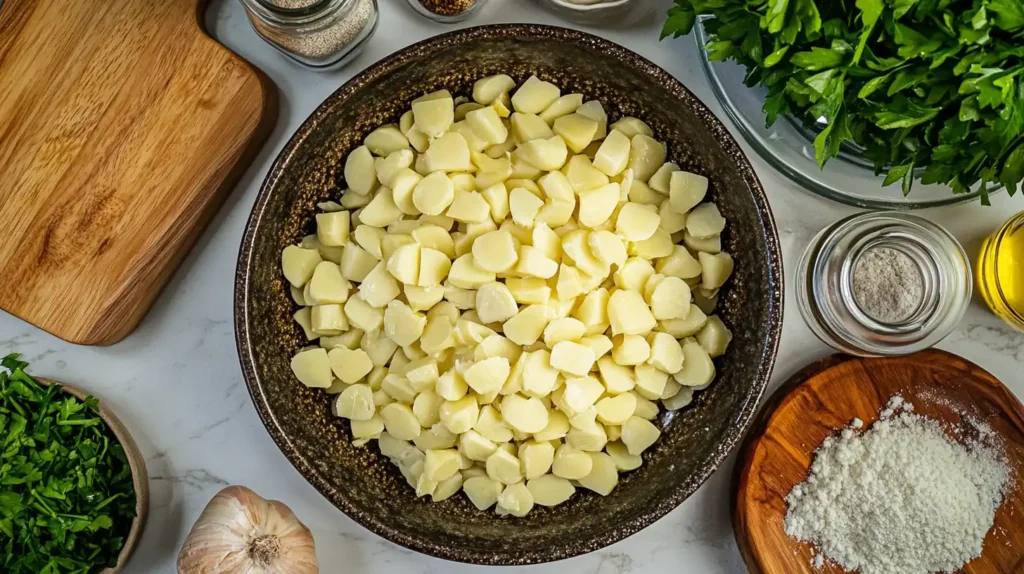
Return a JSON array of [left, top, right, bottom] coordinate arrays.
[[0, 0, 278, 346]]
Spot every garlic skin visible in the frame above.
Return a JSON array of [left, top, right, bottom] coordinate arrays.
[[178, 485, 319, 574]]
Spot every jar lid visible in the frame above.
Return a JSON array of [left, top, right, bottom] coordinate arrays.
[[797, 212, 972, 356]]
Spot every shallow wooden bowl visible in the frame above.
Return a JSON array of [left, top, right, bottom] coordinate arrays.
[[39, 379, 149, 573], [733, 350, 1024, 574]]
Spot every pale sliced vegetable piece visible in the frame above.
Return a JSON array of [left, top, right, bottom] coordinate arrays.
[[365, 125, 410, 156], [675, 339, 716, 388], [527, 475, 576, 506], [612, 334, 650, 366], [615, 202, 660, 242], [500, 394, 549, 434], [552, 444, 593, 479], [606, 441, 642, 471], [577, 451, 618, 495], [610, 116, 653, 138], [359, 187, 404, 228], [497, 482, 534, 517], [316, 211, 351, 247], [476, 282, 519, 324], [649, 162, 679, 194], [511, 112, 554, 143], [344, 145, 380, 196], [503, 304, 552, 345], [686, 202, 727, 238], [564, 155, 609, 193], [282, 246, 322, 288], [424, 132, 472, 173], [634, 363, 669, 401], [335, 384, 375, 420], [514, 245, 559, 279], [472, 230, 519, 273], [684, 231, 722, 254], [376, 149, 415, 187], [696, 315, 732, 358], [607, 290, 657, 337], [669, 171, 708, 214], [448, 254, 496, 288], [311, 304, 348, 335], [446, 190, 491, 224], [577, 183, 620, 228], [552, 113, 599, 153], [291, 348, 333, 388], [539, 93, 583, 124], [518, 136, 568, 172], [698, 251, 734, 290], [383, 300, 426, 347], [381, 403, 422, 440], [463, 476, 504, 510], [466, 106, 508, 146], [576, 100, 608, 139], [511, 76, 560, 114], [473, 74, 516, 105], [628, 135, 667, 182], [656, 245, 702, 279], [486, 448, 523, 484], [597, 357, 636, 394], [621, 416, 660, 455], [593, 129, 631, 177], [440, 395, 480, 434], [520, 440, 556, 479], [412, 89, 455, 138], [549, 341, 596, 377]]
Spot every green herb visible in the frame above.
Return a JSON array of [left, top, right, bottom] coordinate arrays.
[[0, 354, 137, 573], [663, 0, 1024, 203]]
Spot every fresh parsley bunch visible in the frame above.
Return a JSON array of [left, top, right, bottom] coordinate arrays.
[[663, 0, 1024, 203], [0, 354, 137, 574]]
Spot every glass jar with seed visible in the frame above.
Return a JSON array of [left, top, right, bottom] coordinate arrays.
[[796, 212, 971, 356], [240, 0, 378, 70], [405, 0, 489, 22]]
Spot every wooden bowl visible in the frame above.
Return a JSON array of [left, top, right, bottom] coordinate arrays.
[[733, 350, 1024, 574], [39, 379, 149, 573], [235, 24, 783, 564]]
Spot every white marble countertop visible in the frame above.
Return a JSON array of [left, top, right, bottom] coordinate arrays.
[[3, 0, 1022, 572]]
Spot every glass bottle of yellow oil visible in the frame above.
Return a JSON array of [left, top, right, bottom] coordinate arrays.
[[978, 211, 1024, 330]]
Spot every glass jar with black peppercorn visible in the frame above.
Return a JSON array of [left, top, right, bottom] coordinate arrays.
[[405, 0, 489, 22]]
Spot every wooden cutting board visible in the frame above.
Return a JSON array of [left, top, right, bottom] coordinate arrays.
[[734, 350, 1024, 574], [0, 0, 276, 345]]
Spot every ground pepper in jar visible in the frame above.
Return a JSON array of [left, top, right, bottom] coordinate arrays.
[[405, 0, 486, 21], [417, 0, 476, 15]]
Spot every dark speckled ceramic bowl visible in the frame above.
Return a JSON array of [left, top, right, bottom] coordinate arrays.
[[235, 24, 783, 565]]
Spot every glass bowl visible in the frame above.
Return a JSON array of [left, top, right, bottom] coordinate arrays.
[[694, 19, 988, 210]]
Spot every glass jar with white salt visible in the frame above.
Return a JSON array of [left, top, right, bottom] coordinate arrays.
[[796, 212, 971, 356], [241, 0, 378, 69]]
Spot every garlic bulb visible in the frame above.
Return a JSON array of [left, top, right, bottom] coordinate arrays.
[[178, 485, 319, 574]]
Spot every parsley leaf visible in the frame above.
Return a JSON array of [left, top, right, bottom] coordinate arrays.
[[0, 354, 137, 573], [662, 0, 1024, 199]]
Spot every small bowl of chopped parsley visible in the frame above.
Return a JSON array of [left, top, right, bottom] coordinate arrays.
[[0, 354, 148, 573]]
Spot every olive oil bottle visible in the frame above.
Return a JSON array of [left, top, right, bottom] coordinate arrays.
[[978, 212, 1024, 330]]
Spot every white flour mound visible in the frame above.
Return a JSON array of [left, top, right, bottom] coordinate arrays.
[[785, 397, 1010, 574]]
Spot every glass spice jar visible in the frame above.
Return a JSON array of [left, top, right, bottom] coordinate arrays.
[[240, 0, 378, 70], [405, 0, 489, 23], [977, 211, 1024, 331], [796, 212, 972, 356]]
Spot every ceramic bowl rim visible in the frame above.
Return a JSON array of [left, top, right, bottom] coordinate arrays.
[[234, 23, 784, 565]]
